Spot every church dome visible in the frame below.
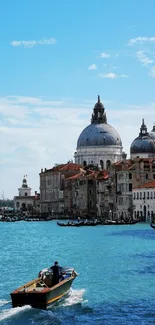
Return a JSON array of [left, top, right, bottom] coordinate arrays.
[[77, 96, 122, 148], [130, 119, 155, 154], [149, 125, 155, 140], [77, 123, 122, 147]]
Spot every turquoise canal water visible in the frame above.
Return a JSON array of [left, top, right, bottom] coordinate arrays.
[[0, 221, 155, 324]]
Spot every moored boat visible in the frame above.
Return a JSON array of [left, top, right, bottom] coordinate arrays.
[[150, 223, 155, 229], [10, 266, 77, 310]]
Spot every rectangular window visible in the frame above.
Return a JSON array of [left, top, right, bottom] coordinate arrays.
[[147, 192, 149, 199], [154, 191, 155, 199], [150, 192, 153, 199], [133, 193, 136, 199], [140, 192, 142, 199], [137, 192, 139, 199], [129, 183, 132, 192], [143, 192, 145, 199]]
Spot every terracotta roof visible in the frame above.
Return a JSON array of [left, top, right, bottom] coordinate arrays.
[[97, 170, 109, 180], [59, 163, 81, 171], [133, 181, 155, 189], [112, 160, 122, 166], [112, 159, 135, 171], [66, 172, 83, 180]]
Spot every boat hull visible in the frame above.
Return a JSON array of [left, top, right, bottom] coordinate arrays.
[[10, 277, 75, 310]]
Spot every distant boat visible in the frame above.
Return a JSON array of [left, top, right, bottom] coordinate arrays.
[[57, 219, 140, 227], [57, 220, 100, 227], [10, 266, 77, 310], [150, 223, 155, 229]]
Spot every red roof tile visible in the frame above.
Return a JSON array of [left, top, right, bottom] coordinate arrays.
[[134, 181, 155, 189], [66, 172, 83, 180], [59, 163, 81, 171]]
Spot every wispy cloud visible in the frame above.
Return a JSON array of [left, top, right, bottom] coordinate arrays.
[[1, 95, 155, 198], [98, 73, 129, 79], [100, 52, 111, 58], [10, 38, 56, 48], [149, 66, 155, 78], [88, 64, 97, 70], [136, 51, 153, 66], [128, 36, 155, 46]]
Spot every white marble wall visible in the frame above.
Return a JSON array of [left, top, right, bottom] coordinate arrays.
[[75, 145, 122, 167]]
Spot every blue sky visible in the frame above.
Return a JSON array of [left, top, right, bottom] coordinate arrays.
[[1, 0, 155, 198]]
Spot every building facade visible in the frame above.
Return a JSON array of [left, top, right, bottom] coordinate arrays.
[[39, 163, 81, 214], [133, 181, 155, 221]]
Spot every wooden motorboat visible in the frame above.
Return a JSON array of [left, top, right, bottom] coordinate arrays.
[[10, 266, 77, 310]]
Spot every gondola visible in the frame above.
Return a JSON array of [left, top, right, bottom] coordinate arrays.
[[150, 223, 155, 229]]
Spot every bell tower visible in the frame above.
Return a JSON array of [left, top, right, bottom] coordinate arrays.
[[18, 175, 31, 197]]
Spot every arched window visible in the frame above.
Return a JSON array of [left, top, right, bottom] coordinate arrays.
[[106, 160, 111, 169], [100, 160, 104, 169], [25, 192, 27, 196], [83, 160, 87, 167], [129, 173, 132, 179]]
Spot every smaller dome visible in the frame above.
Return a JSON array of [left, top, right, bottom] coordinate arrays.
[[130, 119, 155, 154], [149, 125, 155, 140], [130, 137, 155, 154]]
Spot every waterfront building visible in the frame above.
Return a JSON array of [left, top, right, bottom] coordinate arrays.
[[132, 181, 155, 221], [14, 176, 40, 215], [112, 157, 133, 220], [64, 168, 98, 217], [74, 96, 123, 168], [112, 157, 155, 220], [39, 162, 81, 214], [96, 170, 114, 219]]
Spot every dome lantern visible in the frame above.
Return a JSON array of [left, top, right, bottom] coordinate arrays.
[[91, 95, 107, 124], [22, 175, 28, 188]]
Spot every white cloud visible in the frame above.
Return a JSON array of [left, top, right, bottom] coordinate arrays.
[[0, 95, 154, 199], [88, 64, 97, 70], [100, 52, 111, 58], [99, 72, 117, 79], [149, 66, 155, 78], [136, 51, 153, 66], [128, 36, 155, 46], [120, 74, 129, 78], [98, 73, 129, 79], [10, 38, 56, 48]]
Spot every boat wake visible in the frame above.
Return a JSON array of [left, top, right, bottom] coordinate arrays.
[[0, 299, 10, 307], [62, 288, 87, 306], [0, 305, 31, 322]]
